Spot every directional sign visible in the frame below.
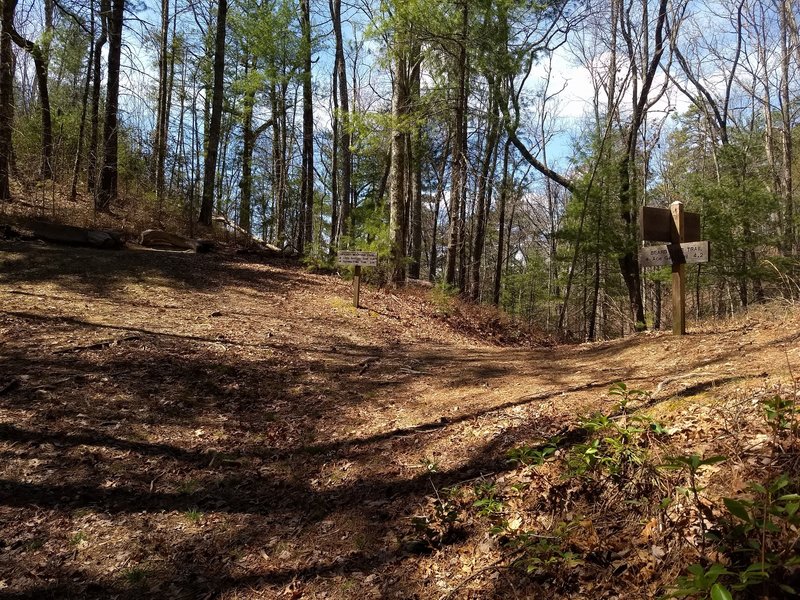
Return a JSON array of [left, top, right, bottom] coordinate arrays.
[[640, 206, 701, 242], [337, 251, 378, 267], [640, 241, 710, 268], [337, 251, 377, 308]]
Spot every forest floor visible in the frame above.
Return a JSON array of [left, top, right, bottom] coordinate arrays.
[[1, 238, 799, 599]]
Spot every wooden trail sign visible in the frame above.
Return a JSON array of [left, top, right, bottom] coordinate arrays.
[[640, 206, 701, 243], [337, 251, 378, 308], [639, 240, 710, 268], [337, 251, 378, 267], [639, 202, 710, 335]]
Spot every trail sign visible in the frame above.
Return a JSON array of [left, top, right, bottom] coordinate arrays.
[[337, 251, 378, 267], [639, 241, 710, 268], [640, 206, 701, 243], [337, 251, 378, 308], [640, 202, 710, 336]]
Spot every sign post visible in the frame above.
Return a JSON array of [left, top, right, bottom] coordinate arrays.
[[353, 265, 362, 308], [671, 201, 686, 335], [337, 251, 378, 308], [639, 202, 710, 335]]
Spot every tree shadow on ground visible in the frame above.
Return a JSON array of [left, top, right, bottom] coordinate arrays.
[[0, 240, 308, 300]]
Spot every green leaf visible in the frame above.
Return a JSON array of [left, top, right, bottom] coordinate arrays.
[[723, 498, 752, 522], [609, 382, 627, 394], [699, 455, 727, 467], [706, 564, 732, 580], [769, 474, 790, 493], [710, 583, 733, 600], [687, 563, 705, 578]]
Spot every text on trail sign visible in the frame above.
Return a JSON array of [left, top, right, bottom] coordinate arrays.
[[639, 240, 710, 268], [337, 251, 378, 267]]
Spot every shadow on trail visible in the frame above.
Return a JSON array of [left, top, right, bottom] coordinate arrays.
[[0, 406, 549, 599], [0, 240, 307, 300], [1, 310, 285, 351]]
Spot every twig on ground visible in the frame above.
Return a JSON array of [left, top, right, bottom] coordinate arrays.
[[53, 335, 141, 353]]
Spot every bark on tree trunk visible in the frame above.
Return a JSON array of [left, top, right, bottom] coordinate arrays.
[[408, 44, 422, 280], [445, 0, 468, 288], [493, 138, 511, 306], [329, 62, 339, 252], [389, 48, 408, 284], [96, 0, 124, 212], [429, 135, 450, 282], [331, 0, 351, 243], [8, 0, 54, 180], [198, 0, 227, 226], [779, 0, 794, 253], [0, 0, 15, 201], [70, 7, 95, 202], [153, 0, 171, 213], [87, 0, 107, 195], [239, 60, 255, 234], [300, 0, 314, 254], [470, 90, 499, 301]]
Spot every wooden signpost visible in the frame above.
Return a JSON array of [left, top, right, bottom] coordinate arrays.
[[639, 202, 710, 335], [337, 251, 378, 308]]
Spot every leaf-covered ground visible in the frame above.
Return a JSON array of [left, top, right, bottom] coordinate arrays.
[[1, 239, 798, 599]]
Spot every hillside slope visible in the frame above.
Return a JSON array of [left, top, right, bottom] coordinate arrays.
[[1, 240, 798, 599]]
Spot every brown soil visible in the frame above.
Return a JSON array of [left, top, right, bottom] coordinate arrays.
[[1, 240, 798, 599]]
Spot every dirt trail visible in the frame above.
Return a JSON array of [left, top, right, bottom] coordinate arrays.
[[1, 241, 798, 599]]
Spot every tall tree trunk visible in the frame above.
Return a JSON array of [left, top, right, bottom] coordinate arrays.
[[0, 0, 14, 201], [300, 0, 314, 254], [587, 180, 606, 340], [470, 89, 499, 301], [171, 51, 186, 199], [239, 60, 255, 234], [779, 0, 794, 253], [445, 0, 468, 287], [429, 135, 450, 282], [96, 0, 124, 211], [70, 7, 95, 202], [615, 0, 669, 330], [330, 0, 351, 243], [329, 64, 339, 253], [198, 0, 227, 226], [408, 44, 422, 279], [275, 81, 288, 244], [8, 0, 54, 180], [493, 138, 511, 306], [87, 0, 107, 195], [153, 0, 171, 213], [165, 0, 178, 193], [389, 48, 409, 284], [240, 105, 273, 235]]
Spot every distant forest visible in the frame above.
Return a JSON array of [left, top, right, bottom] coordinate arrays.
[[0, 0, 798, 338]]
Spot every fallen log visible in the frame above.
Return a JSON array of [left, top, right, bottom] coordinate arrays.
[[139, 229, 214, 253], [17, 221, 123, 249]]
